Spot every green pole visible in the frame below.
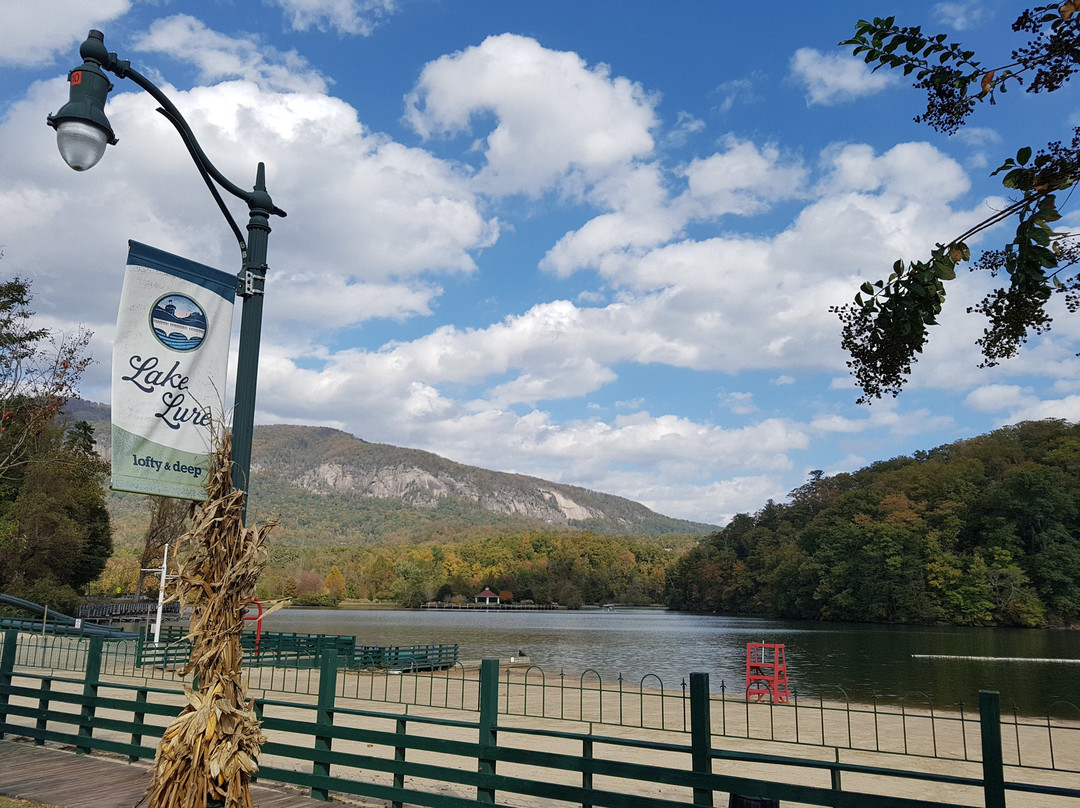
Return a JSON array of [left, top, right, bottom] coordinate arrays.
[[979, 690, 1006, 808], [312, 651, 338, 801], [393, 716, 407, 808], [230, 163, 273, 512], [582, 735, 594, 808], [689, 672, 714, 807], [77, 635, 104, 754], [477, 658, 499, 804], [0, 629, 17, 739]]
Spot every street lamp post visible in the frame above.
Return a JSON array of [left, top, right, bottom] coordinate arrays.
[[49, 32, 285, 806], [48, 29, 286, 509]]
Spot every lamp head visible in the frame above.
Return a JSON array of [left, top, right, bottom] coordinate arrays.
[[47, 30, 118, 171]]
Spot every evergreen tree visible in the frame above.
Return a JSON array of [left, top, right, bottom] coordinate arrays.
[[0, 277, 107, 613]]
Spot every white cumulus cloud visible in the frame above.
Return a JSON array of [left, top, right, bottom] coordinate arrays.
[[134, 15, 330, 94], [790, 47, 898, 106], [0, 1, 131, 66], [269, 0, 398, 35], [405, 34, 659, 196]]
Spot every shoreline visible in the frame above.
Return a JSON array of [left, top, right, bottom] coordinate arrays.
[[74, 605, 1080, 717], [273, 601, 1080, 627]]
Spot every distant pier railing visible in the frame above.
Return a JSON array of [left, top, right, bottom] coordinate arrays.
[[912, 654, 1080, 664], [134, 625, 458, 671], [76, 601, 181, 623], [421, 602, 559, 610]]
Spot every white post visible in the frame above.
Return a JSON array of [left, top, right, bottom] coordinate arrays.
[[152, 543, 168, 644]]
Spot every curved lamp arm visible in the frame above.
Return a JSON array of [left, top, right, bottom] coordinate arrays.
[[47, 29, 286, 266], [47, 29, 287, 510]]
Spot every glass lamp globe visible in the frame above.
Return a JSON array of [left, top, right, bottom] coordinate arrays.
[[55, 119, 111, 171]]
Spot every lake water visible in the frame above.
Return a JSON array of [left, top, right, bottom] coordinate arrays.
[[258, 607, 1080, 715]]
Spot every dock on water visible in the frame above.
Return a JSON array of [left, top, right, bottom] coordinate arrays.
[[912, 654, 1080, 664]]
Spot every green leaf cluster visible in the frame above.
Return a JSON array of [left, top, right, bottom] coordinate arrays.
[[665, 419, 1080, 627], [836, 6, 1080, 400], [836, 246, 956, 403], [844, 15, 989, 134]]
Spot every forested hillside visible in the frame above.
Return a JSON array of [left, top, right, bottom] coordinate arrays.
[[245, 531, 681, 608], [65, 401, 716, 547], [666, 419, 1080, 627]]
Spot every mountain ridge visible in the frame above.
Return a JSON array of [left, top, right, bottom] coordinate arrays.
[[252, 424, 715, 535], [66, 401, 716, 540]]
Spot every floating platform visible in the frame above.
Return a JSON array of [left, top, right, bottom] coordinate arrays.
[[912, 654, 1080, 664]]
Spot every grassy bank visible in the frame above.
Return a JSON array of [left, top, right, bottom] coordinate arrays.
[[0, 798, 60, 808]]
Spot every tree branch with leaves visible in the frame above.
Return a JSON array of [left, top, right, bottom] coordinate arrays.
[[832, 4, 1080, 402], [0, 277, 93, 480]]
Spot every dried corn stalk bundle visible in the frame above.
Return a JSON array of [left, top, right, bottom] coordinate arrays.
[[139, 432, 277, 808]]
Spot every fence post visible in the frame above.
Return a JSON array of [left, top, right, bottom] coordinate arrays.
[[979, 691, 1006, 808], [477, 658, 499, 804], [690, 672, 714, 807], [393, 715, 407, 808], [35, 679, 53, 746], [129, 686, 148, 762], [312, 652, 338, 801], [77, 635, 103, 755], [582, 735, 594, 808], [0, 629, 17, 739], [250, 700, 265, 784], [135, 624, 145, 666]]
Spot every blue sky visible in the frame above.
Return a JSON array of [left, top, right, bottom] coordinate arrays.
[[3, 1, 1079, 527]]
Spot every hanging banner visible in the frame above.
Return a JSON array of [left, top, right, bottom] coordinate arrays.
[[111, 240, 235, 500]]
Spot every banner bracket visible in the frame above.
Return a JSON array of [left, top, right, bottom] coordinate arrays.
[[240, 268, 265, 298]]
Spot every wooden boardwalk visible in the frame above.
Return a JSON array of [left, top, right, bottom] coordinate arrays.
[[0, 739, 337, 808]]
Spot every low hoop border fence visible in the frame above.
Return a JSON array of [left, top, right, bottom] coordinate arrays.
[[4, 632, 1078, 807], [2, 629, 1078, 779]]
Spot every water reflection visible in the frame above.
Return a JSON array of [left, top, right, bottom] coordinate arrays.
[[258, 607, 1080, 714]]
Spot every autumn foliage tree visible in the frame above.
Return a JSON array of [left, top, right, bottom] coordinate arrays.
[[325, 565, 346, 602], [137, 497, 191, 598], [833, 4, 1080, 401], [0, 277, 93, 479], [0, 276, 108, 613]]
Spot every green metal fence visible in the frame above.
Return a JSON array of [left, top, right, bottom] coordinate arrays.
[[3, 630, 1079, 807], [3, 629, 1079, 786]]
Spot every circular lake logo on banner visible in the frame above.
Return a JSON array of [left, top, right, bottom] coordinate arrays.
[[150, 294, 207, 352]]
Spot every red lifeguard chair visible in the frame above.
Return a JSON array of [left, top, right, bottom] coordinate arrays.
[[745, 642, 790, 703]]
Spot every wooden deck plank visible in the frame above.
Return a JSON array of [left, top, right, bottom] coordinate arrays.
[[0, 739, 338, 808]]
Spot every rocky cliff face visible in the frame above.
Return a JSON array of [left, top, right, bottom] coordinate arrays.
[[293, 462, 608, 526], [248, 424, 718, 535]]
